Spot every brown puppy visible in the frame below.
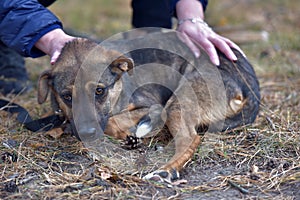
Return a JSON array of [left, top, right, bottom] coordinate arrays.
[[38, 31, 260, 182]]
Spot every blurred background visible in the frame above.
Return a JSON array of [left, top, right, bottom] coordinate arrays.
[[26, 0, 300, 78]]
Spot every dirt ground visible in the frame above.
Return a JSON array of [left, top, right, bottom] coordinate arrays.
[[1, 0, 299, 199]]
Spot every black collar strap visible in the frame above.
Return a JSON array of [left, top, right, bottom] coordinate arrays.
[[0, 99, 65, 132]]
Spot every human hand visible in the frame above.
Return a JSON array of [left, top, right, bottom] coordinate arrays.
[[177, 18, 243, 66], [35, 29, 75, 64], [176, 0, 244, 66]]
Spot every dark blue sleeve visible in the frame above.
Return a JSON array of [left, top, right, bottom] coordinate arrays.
[[0, 0, 62, 58], [200, 0, 208, 11], [170, 0, 208, 16]]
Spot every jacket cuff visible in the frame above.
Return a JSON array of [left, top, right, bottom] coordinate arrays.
[[0, 0, 63, 58], [26, 24, 62, 58]]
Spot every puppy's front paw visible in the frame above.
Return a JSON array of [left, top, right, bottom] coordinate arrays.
[[143, 168, 179, 183]]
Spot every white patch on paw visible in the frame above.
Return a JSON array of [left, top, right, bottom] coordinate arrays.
[[143, 170, 172, 184], [143, 172, 162, 181], [135, 122, 152, 138]]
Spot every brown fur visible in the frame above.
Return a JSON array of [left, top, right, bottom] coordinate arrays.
[[37, 33, 260, 182]]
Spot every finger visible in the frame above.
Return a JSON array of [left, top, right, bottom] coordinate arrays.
[[50, 51, 61, 65], [219, 36, 246, 58], [210, 37, 237, 61], [197, 39, 220, 66], [178, 32, 201, 58]]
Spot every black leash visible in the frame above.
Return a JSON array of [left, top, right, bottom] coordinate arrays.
[[0, 99, 65, 132]]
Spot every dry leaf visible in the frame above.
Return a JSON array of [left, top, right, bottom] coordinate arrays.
[[45, 128, 64, 139]]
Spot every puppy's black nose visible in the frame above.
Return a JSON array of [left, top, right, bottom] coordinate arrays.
[[78, 127, 97, 138]]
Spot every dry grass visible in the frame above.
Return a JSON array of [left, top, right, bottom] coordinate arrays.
[[1, 0, 299, 199]]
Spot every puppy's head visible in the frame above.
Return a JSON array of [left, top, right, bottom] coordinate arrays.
[[37, 38, 134, 140]]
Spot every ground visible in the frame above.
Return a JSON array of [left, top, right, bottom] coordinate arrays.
[[0, 0, 299, 199]]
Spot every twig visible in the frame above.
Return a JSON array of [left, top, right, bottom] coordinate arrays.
[[227, 180, 249, 194], [266, 116, 276, 131]]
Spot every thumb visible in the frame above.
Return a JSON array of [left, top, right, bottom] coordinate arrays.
[[50, 50, 61, 65]]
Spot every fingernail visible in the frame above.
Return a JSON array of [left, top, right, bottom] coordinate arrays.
[[50, 51, 60, 65], [232, 54, 237, 61], [214, 59, 220, 66], [194, 52, 200, 58], [242, 52, 247, 58]]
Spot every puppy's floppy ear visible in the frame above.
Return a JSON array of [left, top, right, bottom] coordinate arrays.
[[38, 70, 52, 104], [110, 56, 134, 78]]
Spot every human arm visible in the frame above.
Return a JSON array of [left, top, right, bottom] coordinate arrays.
[[175, 0, 242, 66], [0, 0, 74, 63], [35, 29, 74, 64]]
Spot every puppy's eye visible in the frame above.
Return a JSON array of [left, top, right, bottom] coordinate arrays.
[[60, 90, 72, 107], [95, 84, 106, 96], [62, 93, 72, 102], [95, 87, 104, 95]]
